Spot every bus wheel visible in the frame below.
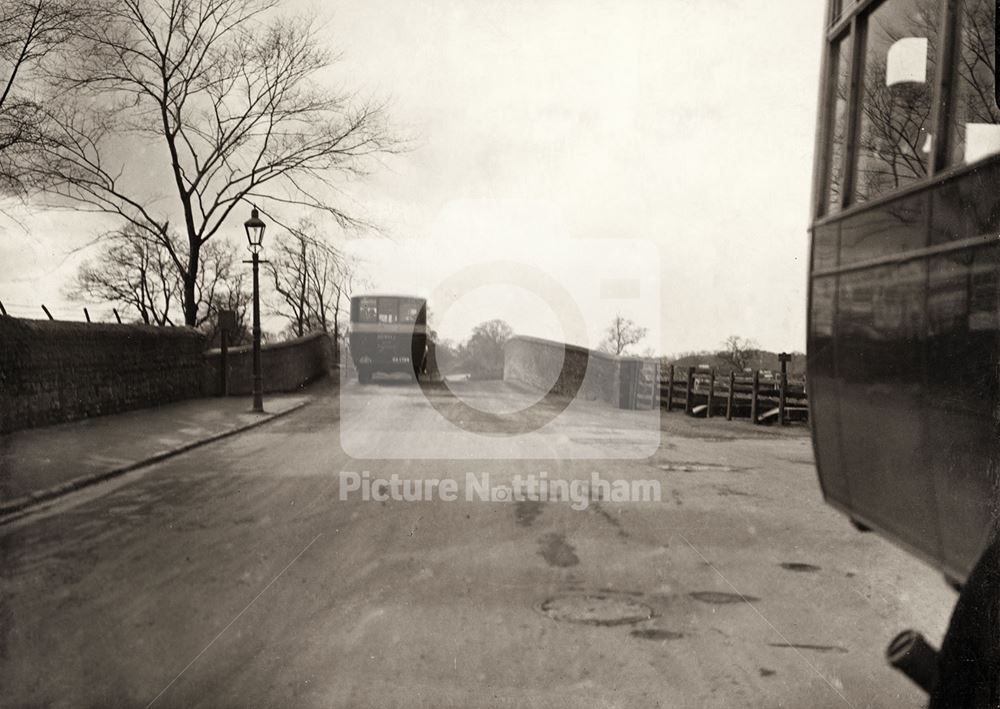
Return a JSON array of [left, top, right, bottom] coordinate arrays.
[[358, 368, 371, 384], [929, 537, 1000, 707]]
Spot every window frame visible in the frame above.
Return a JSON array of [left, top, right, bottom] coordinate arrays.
[[813, 0, 981, 225]]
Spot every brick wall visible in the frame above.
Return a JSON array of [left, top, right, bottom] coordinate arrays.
[[0, 317, 207, 434], [203, 331, 335, 396]]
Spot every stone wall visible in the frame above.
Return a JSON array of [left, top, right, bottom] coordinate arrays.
[[0, 317, 207, 434], [502, 335, 621, 406], [203, 331, 335, 396], [503, 335, 659, 409]]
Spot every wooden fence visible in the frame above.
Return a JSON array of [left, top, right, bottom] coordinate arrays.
[[659, 365, 808, 425]]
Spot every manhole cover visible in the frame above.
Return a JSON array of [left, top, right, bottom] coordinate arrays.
[[540, 594, 654, 626]]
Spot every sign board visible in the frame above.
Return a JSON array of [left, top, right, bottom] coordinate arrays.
[[218, 309, 237, 333]]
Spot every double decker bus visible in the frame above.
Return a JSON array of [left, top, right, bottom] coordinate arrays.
[[809, 0, 1000, 700], [348, 294, 428, 383]]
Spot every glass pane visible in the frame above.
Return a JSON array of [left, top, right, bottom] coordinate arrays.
[[854, 0, 939, 202], [810, 276, 837, 337], [930, 160, 1000, 243], [358, 297, 377, 323], [812, 223, 840, 272], [947, 0, 1000, 166], [824, 37, 852, 214], [399, 299, 421, 324], [377, 298, 399, 324], [839, 192, 927, 266]]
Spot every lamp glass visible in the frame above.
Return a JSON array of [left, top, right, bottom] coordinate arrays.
[[244, 208, 266, 252]]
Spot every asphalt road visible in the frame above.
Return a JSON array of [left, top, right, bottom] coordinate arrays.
[[1, 380, 956, 708]]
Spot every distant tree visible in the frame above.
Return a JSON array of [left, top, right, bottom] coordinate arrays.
[[600, 314, 647, 356], [267, 218, 356, 352], [70, 225, 177, 325], [718, 335, 759, 372], [70, 226, 249, 342], [464, 319, 513, 379]]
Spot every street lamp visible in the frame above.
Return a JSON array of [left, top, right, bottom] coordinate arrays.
[[244, 206, 266, 413]]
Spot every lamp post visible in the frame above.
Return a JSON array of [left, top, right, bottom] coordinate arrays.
[[244, 206, 267, 413]]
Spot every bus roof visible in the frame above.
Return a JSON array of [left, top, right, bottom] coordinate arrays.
[[351, 294, 426, 302]]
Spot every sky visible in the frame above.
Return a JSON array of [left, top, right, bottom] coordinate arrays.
[[0, 0, 826, 355]]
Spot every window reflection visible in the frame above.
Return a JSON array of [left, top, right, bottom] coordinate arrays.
[[854, 0, 938, 202], [948, 0, 1000, 165], [839, 193, 926, 265], [824, 37, 852, 214], [969, 247, 1000, 330], [811, 276, 837, 337], [399, 299, 421, 324], [358, 298, 377, 323], [377, 298, 399, 324]]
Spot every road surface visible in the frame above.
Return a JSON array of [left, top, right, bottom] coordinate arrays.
[[1, 380, 955, 708]]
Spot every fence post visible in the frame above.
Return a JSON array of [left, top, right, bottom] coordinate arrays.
[[113, 308, 122, 324], [726, 371, 735, 420], [778, 352, 790, 426], [664, 364, 674, 412], [684, 366, 695, 414], [41, 304, 53, 320], [83, 308, 91, 323], [750, 369, 760, 424], [707, 369, 716, 418], [0, 300, 6, 316]]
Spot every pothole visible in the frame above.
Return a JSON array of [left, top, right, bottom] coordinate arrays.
[[779, 562, 821, 573], [540, 594, 654, 626], [658, 462, 743, 473], [631, 628, 685, 641], [689, 591, 758, 605]]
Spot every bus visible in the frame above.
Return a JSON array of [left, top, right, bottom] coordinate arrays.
[[348, 294, 428, 383], [809, 0, 1000, 700]]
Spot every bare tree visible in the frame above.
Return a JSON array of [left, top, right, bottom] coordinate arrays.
[[267, 218, 355, 344], [28, 0, 396, 325], [600, 314, 647, 356], [0, 0, 88, 196], [718, 335, 759, 372], [70, 225, 249, 338], [70, 225, 177, 325]]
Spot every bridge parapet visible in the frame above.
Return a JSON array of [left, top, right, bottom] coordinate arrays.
[[502, 335, 657, 410]]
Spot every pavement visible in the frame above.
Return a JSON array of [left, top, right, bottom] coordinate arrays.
[[0, 388, 314, 517], [0, 377, 958, 708]]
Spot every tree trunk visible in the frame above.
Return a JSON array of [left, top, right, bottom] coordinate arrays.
[[183, 241, 200, 326]]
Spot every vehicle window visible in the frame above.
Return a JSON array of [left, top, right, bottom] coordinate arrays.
[[927, 251, 972, 336], [812, 224, 840, 271], [839, 193, 926, 265], [853, 0, 939, 202], [946, 0, 1000, 166], [823, 35, 852, 214], [969, 247, 1000, 330], [377, 298, 398, 324], [399, 299, 421, 324], [357, 298, 377, 323], [811, 276, 837, 337]]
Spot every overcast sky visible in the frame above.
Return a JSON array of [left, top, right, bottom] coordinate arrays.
[[0, 0, 825, 355]]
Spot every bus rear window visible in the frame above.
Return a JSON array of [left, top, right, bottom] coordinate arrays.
[[399, 299, 422, 324], [357, 298, 377, 323], [378, 298, 399, 324]]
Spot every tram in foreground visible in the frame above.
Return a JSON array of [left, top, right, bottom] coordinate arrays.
[[809, 0, 1000, 702], [348, 294, 428, 383]]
